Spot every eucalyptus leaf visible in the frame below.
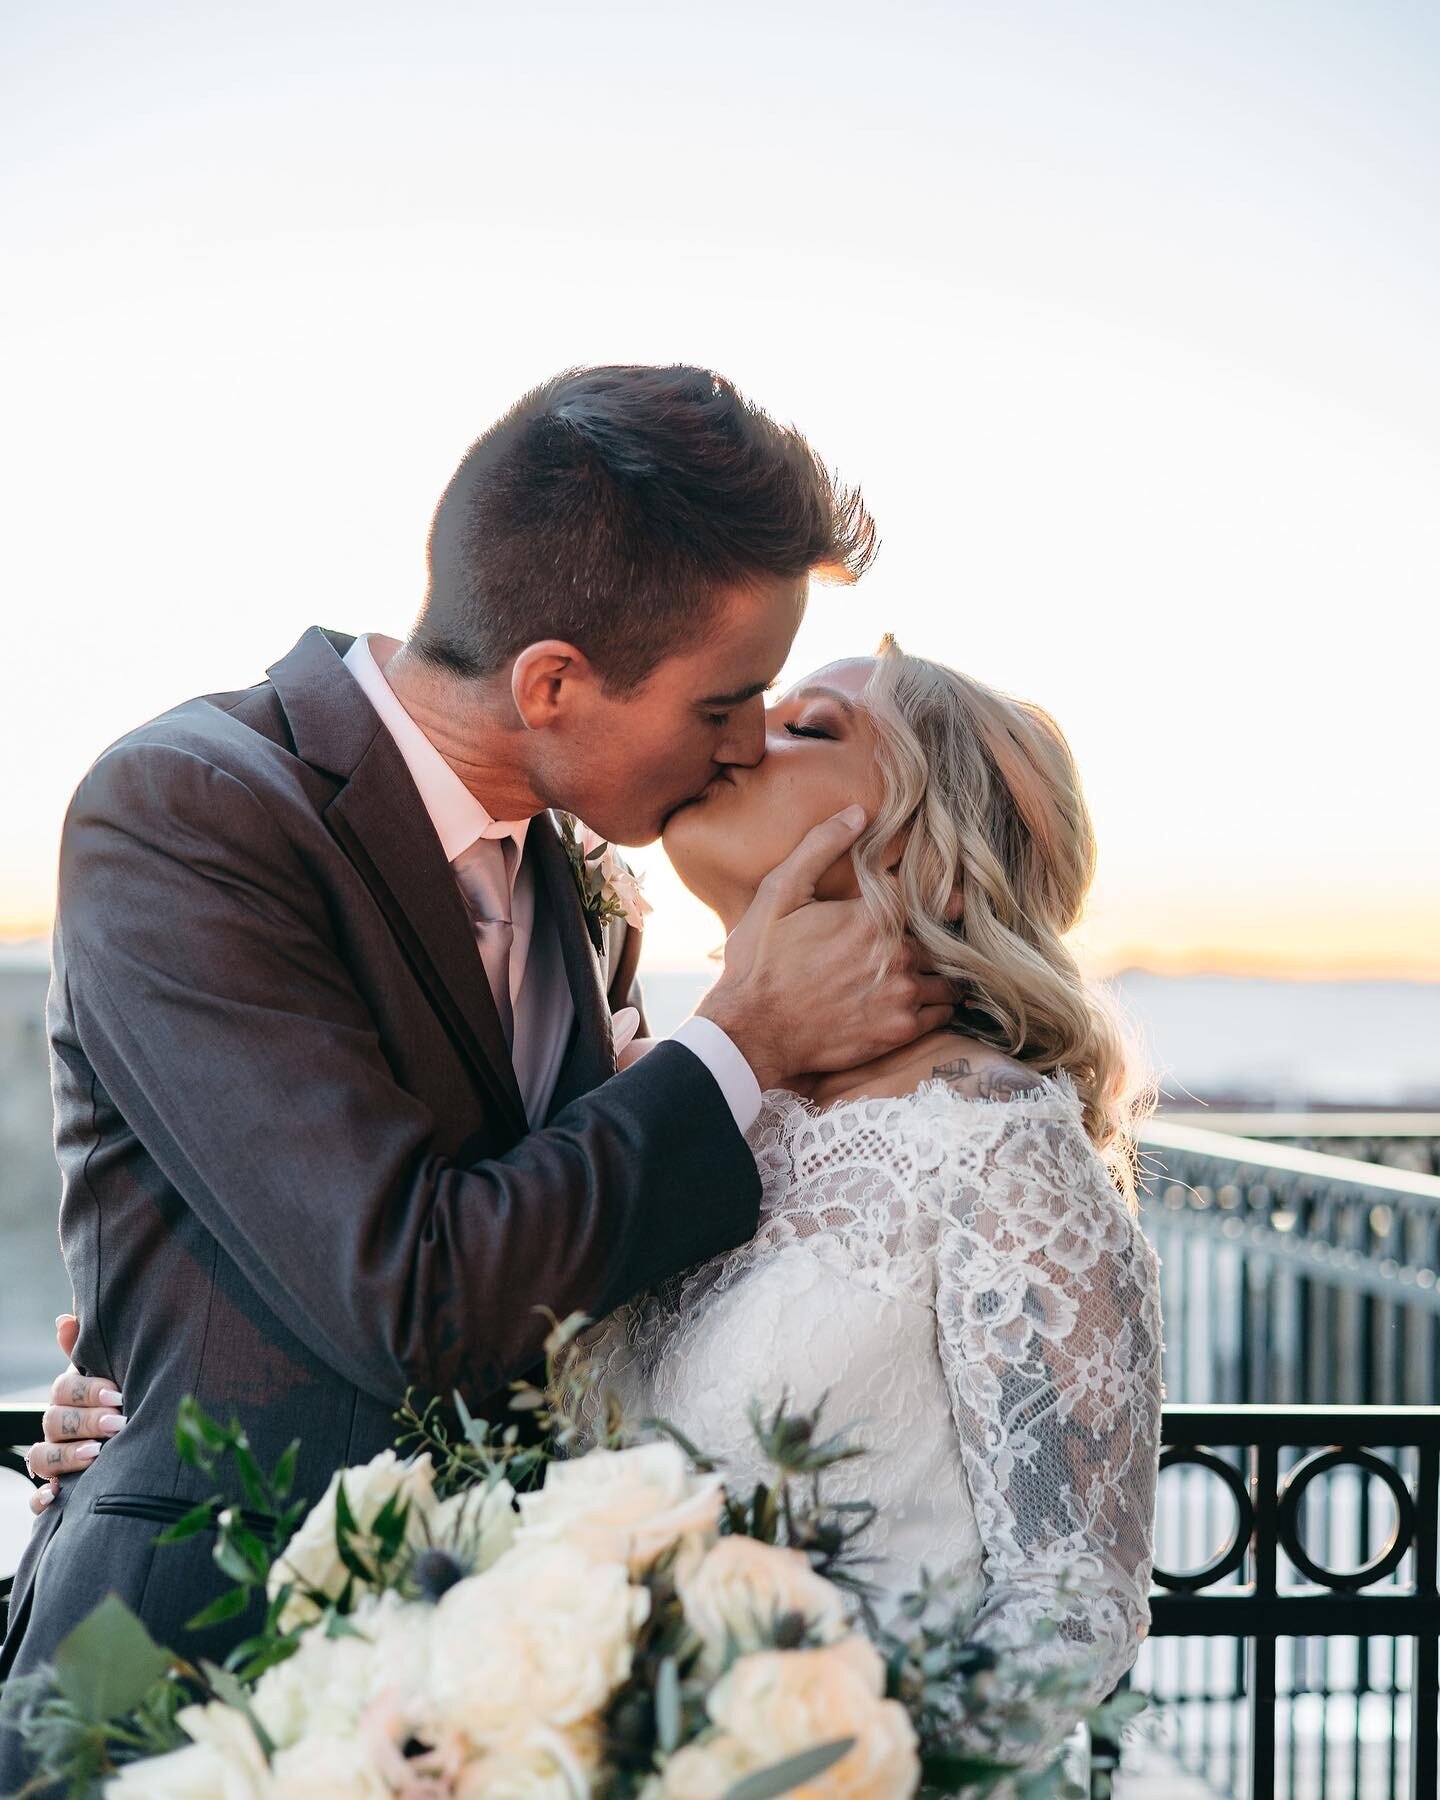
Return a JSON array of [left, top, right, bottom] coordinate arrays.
[[51, 1596, 173, 1724], [655, 1655, 681, 1754], [640, 1416, 720, 1472], [722, 1737, 856, 1800], [199, 1660, 275, 1760]]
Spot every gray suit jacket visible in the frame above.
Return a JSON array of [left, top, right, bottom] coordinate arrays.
[[0, 627, 759, 1744]]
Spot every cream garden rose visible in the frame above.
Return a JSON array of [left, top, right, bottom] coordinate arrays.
[[514, 1440, 722, 1574], [268, 1450, 438, 1632], [680, 1536, 850, 1676], [453, 1723, 602, 1798], [430, 1475, 518, 1572], [660, 1636, 919, 1800], [251, 1591, 433, 1752], [107, 1701, 269, 1799], [428, 1541, 649, 1747], [267, 1733, 391, 1798]]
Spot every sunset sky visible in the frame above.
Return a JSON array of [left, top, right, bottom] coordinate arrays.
[[2, 2, 1436, 978]]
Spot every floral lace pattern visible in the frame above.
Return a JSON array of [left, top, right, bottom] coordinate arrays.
[[586, 1075, 1163, 1767]]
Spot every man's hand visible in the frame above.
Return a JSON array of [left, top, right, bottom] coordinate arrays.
[[26, 1313, 124, 1516], [697, 806, 954, 1092]]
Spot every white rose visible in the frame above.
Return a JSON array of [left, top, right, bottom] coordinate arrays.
[[268, 1450, 437, 1632], [268, 1734, 391, 1798], [251, 1589, 431, 1753], [705, 1637, 919, 1800], [430, 1476, 518, 1573], [251, 1623, 376, 1748], [107, 1703, 269, 1799], [428, 1543, 648, 1747], [680, 1537, 850, 1675], [514, 1442, 722, 1574], [453, 1723, 601, 1798]]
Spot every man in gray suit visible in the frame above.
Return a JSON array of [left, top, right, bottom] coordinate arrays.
[[1, 366, 950, 1770]]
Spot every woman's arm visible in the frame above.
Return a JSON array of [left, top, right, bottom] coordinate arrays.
[[931, 1104, 1163, 1768]]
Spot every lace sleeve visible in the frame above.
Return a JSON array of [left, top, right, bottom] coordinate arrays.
[[931, 1101, 1163, 1768]]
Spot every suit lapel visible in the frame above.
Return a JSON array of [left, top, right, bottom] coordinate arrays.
[[529, 813, 617, 1115], [268, 628, 528, 1137]]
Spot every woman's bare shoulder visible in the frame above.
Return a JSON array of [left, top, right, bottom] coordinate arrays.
[[923, 1033, 1049, 1103]]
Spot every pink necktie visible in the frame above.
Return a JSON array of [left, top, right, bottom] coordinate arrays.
[[450, 832, 519, 1050]]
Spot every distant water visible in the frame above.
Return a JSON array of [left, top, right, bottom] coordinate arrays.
[[640, 968, 1440, 1107]]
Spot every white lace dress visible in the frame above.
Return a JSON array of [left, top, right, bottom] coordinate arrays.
[[587, 1076, 1164, 1764]]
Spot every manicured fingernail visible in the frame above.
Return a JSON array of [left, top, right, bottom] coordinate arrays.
[[37, 1486, 54, 1506], [840, 805, 865, 830], [99, 1413, 125, 1434], [76, 1441, 102, 1462], [99, 1389, 122, 1407]]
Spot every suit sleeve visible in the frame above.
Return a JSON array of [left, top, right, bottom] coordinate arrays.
[[57, 742, 759, 1407]]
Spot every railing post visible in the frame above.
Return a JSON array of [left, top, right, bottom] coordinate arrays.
[[1250, 1439, 1279, 1800], [1413, 1442, 1439, 1799]]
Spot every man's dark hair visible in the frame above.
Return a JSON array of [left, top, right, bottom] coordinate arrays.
[[411, 365, 877, 692]]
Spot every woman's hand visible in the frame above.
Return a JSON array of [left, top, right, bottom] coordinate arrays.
[[26, 1313, 125, 1515]]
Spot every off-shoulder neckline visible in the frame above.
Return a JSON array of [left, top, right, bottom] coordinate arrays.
[[758, 1068, 1086, 1126]]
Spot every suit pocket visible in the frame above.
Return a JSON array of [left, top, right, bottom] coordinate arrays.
[[92, 1493, 275, 1533]]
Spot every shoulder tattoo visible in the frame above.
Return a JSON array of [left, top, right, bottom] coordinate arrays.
[[931, 1055, 1044, 1102]]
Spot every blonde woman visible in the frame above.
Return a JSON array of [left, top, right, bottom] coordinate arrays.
[[590, 638, 1163, 1766]]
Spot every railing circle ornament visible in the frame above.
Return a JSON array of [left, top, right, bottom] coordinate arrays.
[[1151, 1447, 1254, 1592], [1276, 1447, 1415, 1590]]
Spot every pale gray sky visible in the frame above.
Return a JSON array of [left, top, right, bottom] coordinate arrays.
[[3, 1, 1436, 972]]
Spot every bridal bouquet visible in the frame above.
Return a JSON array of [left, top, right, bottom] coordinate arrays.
[[2, 1317, 1139, 1798]]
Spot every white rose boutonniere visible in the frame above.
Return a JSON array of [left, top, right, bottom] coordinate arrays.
[[558, 814, 652, 933]]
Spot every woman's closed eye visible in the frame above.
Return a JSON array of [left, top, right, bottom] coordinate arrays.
[[784, 721, 834, 740]]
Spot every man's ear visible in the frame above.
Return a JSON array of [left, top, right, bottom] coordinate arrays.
[[510, 640, 595, 730]]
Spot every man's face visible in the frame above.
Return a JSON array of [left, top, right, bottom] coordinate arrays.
[[534, 577, 808, 845]]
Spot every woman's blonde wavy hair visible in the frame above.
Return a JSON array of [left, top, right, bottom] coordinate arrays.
[[854, 637, 1150, 1201]]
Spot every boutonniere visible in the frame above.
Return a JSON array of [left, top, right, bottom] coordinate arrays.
[[558, 814, 653, 932]]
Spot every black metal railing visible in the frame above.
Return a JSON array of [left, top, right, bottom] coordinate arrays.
[[1138, 1120, 1440, 1408], [1, 1407, 39, 1614], [1122, 1122, 1440, 1798], [1094, 1405, 1440, 1800], [1158, 1114, 1440, 1180]]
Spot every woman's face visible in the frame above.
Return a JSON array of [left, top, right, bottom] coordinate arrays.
[[662, 657, 887, 926]]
